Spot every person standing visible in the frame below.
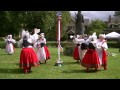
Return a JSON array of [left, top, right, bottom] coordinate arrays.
[[96, 34, 108, 70], [18, 31, 39, 74], [34, 33, 50, 64], [81, 33, 101, 71], [5, 34, 16, 55], [80, 34, 88, 61], [71, 35, 84, 63]]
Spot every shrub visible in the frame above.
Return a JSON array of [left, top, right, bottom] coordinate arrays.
[[0, 42, 5, 49], [63, 46, 74, 56], [0, 37, 5, 41], [0, 41, 18, 49], [46, 41, 73, 47], [107, 41, 119, 48]]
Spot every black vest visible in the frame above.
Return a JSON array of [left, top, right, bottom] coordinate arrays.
[[22, 37, 32, 47], [7, 40, 12, 44], [88, 43, 95, 50], [41, 43, 45, 47], [81, 43, 88, 50]]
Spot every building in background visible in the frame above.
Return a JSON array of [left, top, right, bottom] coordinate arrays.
[[66, 17, 89, 40], [104, 15, 120, 34]]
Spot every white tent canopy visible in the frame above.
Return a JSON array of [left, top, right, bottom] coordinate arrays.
[[105, 31, 120, 39]]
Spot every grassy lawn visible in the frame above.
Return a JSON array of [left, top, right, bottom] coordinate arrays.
[[0, 47, 120, 79]]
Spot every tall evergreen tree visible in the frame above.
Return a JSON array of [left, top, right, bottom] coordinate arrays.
[[75, 11, 84, 35]]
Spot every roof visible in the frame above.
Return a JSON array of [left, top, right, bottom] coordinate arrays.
[[67, 30, 75, 34]]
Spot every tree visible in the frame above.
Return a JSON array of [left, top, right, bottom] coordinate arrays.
[[59, 11, 71, 41], [87, 19, 107, 35], [0, 11, 8, 36], [0, 11, 71, 41], [114, 11, 120, 16], [75, 11, 84, 35], [0, 11, 28, 36]]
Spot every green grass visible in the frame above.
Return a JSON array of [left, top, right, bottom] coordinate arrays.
[[0, 47, 120, 79]]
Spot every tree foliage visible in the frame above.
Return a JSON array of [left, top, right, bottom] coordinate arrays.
[[87, 19, 107, 35], [114, 11, 120, 16], [75, 11, 84, 35], [0, 11, 71, 41]]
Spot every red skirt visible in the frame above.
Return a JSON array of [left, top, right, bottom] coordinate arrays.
[[81, 49, 100, 68], [44, 46, 50, 60], [102, 50, 107, 66], [73, 46, 80, 60], [20, 48, 39, 68]]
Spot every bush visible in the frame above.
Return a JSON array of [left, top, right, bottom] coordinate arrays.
[[0, 37, 5, 41], [46, 42, 57, 47], [107, 41, 119, 48], [46, 41, 73, 47], [0, 40, 119, 49], [63, 41, 119, 56], [63, 46, 74, 56], [0, 42, 5, 49], [0, 41, 18, 49], [14, 36, 21, 41]]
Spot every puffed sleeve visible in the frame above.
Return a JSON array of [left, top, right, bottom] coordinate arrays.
[[41, 38, 46, 44], [44, 38, 46, 44], [17, 39, 23, 48], [101, 41, 108, 50], [34, 41, 38, 48], [27, 38, 33, 44], [75, 38, 85, 44], [12, 39, 16, 44]]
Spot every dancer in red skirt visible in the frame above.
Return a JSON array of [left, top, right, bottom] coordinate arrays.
[[70, 35, 84, 63], [34, 33, 50, 64], [80, 34, 88, 61], [18, 31, 39, 74], [96, 34, 108, 70], [81, 32, 101, 71]]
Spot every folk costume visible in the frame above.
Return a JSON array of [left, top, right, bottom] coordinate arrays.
[[34, 33, 50, 64], [5, 35, 16, 54], [96, 34, 108, 70], [71, 35, 84, 62], [30, 28, 40, 45], [81, 33, 101, 71], [80, 34, 88, 61], [18, 31, 39, 74]]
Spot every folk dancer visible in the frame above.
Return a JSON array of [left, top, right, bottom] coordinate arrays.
[[81, 32, 101, 71], [5, 34, 16, 55], [70, 35, 84, 63], [80, 34, 88, 61], [34, 33, 50, 64], [30, 28, 40, 45], [18, 31, 39, 74], [96, 34, 108, 70]]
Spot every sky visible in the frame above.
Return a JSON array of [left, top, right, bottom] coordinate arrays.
[[70, 11, 115, 21]]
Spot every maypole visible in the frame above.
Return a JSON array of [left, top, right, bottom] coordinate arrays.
[[55, 11, 63, 66]]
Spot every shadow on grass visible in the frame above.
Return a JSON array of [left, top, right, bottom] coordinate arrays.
[[63, 61, 79, 65], [0, 68, 23, 74], [62, 69, 102, 73], [15, 63, 20, 66]]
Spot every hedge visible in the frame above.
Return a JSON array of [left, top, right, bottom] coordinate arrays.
[[0, 41, 119, 55], [0, 41, 74, 49], [63, 41, 120, 56]]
